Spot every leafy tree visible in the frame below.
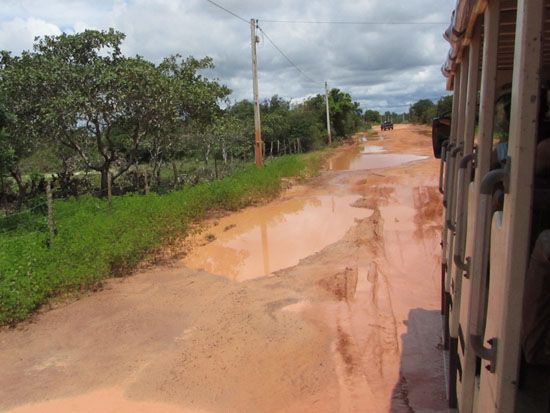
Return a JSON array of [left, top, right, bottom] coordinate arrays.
[[287, 107, 325, 151], [0, 30, 230, 195], [364, 109, 381, 123], [0, 30, 178, 193], [143, 55, 231, 185], [0, 96, 36, 204], [261, 95, 291, 153], [0, 128, 15, 204], [327, 89, 363, 137], [436, 95, 453, 117], [159, 55, 230, 127], [409, 99, 437, 124]]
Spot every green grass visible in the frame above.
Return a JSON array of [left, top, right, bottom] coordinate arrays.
[[0, 153, 323, 325]]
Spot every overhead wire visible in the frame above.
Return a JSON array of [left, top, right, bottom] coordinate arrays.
[[256, 24, 323, 85], [201, 0, 436, 106], [202, 1, 324, 88], [369, 103, 413, 108], [259, 19, 448, 25], [204, 0, 249, 24]]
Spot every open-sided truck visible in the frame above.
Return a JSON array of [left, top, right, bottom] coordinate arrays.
[[435, 0, 550, 411]]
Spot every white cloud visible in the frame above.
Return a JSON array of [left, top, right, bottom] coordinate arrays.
[[0, 0, 455, 112], [0, 17, 61, 52]]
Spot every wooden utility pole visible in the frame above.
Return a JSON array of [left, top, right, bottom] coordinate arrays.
[[325, 81, 332, 145], [250, 19, 263, 166]]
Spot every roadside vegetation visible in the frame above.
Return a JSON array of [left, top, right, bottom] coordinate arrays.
[[0, 153, 323, 325], [0, 29, 364, 325]]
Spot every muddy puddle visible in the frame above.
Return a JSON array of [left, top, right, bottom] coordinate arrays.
[[361, 145, 386, 154], [329, 151, 427, 171], [182, 195, 372, 281], [184, 140, 428, 282]]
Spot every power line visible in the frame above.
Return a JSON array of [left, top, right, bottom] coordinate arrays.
[[370, 104, 412, 108], [259, 19, 448, 25], [204, 0, 249, 24], [256, 24, 322, 85]]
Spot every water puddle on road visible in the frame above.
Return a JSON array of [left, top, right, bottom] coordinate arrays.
[[328, 151, 427, 171], [182, 195, 372, 281], [361, 145, 386, 154]]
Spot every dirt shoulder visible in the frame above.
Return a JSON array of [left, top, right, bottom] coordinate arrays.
[[0, 124, 447, 413]]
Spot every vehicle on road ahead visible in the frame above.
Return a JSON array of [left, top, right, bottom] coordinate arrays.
[[381, 121, 393, 131]]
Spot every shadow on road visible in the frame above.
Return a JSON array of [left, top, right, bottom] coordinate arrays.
[[390, 308, 448, 412]]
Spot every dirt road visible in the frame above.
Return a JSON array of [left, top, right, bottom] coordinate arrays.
[[0, 124, 447, 413]]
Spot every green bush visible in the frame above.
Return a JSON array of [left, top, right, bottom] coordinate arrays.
[[0, 153, 321, 325]]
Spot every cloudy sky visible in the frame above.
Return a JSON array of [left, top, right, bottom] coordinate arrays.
[[0, 0, 455, 112]]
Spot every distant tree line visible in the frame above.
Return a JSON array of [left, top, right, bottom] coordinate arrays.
[[363, 110, 408, 124], [362, 95, 453, 126], [0, 29, 364, 209]]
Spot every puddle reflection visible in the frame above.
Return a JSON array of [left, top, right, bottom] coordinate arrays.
[[183, 195, 372, 281], [361, 145, 386, 154], [329, 152, 427, 171]]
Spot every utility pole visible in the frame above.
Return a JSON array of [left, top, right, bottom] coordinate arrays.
[[250, 19, 263, 166], [325, 81, 332, 145]]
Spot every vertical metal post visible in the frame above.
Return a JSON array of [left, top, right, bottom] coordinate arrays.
[[325, 81, 332, 145], [250, 19, 263, 166]]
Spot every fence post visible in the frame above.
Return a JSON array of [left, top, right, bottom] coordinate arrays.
[[144, 168, 149, 195], [172, 161, 178, 188], [107, 171, 112, 209], [46, 180, 56, 245]]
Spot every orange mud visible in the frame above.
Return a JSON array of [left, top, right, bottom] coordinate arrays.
[[0, 124, 447, 413], [182, 195, 373, 281]]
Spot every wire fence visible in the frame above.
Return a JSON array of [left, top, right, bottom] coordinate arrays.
[[0, 158, 246, 235]]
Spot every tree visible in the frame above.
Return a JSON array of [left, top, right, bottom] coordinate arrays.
[[159, 55, 230, 127], [287, 107, 325, 151], [327, 89, 363, 137], [409, 99, 437, 124], [364, 109, 381, 124], [144, 55, 231, 185], [0, 30, 218, 195], [436, 95, 453, 117], [261, 95, 291, 154], [301, 89, 362, 139], [0, 92, 37, 204]]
